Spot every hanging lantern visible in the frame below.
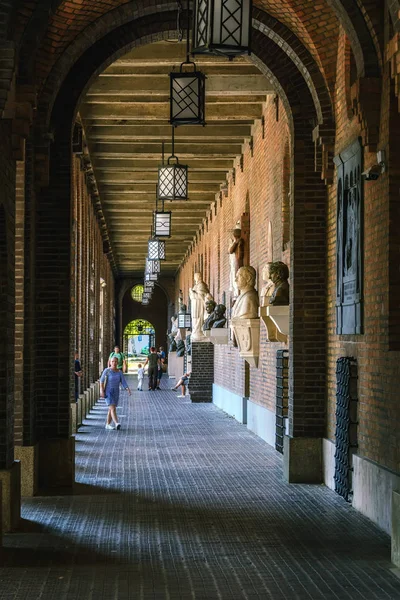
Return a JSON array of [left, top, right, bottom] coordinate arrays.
[[145, 258, 160, 274], [142, 292, 152, 301], [153, 209, 172, 238], [142, 298, 150, 305], [145, 272, 158, 282], [170, 63, 206, 126], [157, 129, 188, 201], [148, 238, 166, 261], [144, 280, 155, 289], [178, 311, 192, 329], [170, 0, 206, 125], [192, 0, 252, 58]]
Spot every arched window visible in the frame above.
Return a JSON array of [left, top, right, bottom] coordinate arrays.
[[131, 284, 144, 303]]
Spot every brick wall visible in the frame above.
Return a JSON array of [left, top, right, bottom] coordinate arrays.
[[326, 25, 400, 473], [72, 154, 115, 390], [177, 98, 290, 409]]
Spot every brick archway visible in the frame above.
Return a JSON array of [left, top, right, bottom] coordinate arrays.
[[31, 8, 334, 451]]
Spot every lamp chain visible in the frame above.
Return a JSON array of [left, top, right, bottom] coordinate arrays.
[[177, 0, 184, 42]]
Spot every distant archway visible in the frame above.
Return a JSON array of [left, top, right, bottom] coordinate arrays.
[[123, 319, 156, 370]]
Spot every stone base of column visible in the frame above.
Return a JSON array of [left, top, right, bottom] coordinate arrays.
[[283, 435, 322, 483], [70, 402, 78, 434], [14, 445, 38, 497], [392, 489, 400, 568], [0, 461, 21, 532], [189, 341, 214, 403], [38, 437, 75, 490]]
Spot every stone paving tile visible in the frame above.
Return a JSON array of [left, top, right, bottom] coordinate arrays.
[[1, 375, 400, 599]]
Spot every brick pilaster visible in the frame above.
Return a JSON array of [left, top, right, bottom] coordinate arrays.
[[189, 342, 214, 403]]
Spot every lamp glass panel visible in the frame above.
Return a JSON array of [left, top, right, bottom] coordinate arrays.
[[148, 239, 166, 261], [178, 313, 192, 328], [170, 72, 205, 125], [154, 211, 172, 237], [158, 164, 188, 200], [193, 0, 251, 56]]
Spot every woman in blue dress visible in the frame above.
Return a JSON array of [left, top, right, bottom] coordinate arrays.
[[100, 356, 131, 430]]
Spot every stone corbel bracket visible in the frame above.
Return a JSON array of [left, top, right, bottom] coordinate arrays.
[[209, 328, 229, 345], [231, 317, 260, 368], [259, 306, 289, 343], [350, 77, 381, 152]]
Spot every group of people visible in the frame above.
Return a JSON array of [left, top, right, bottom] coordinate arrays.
[[75, 343, 185, 431], [99, 345, 166, 430], [137, 346, 166, 391]]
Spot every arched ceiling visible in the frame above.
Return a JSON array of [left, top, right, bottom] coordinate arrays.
[[79, 40, 274, 275]]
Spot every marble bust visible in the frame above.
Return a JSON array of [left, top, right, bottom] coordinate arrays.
[[231, 266, 259, 320], [189, 272, 212, 341], [260, 263, 275, 307]]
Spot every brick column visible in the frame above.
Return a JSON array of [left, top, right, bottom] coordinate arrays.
[[0, 121, 21, 530], [189, 341, 214, 403], [284, 134, 327, 484], [34, 137, 75, 490]]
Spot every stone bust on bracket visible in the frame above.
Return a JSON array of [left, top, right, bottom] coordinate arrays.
[[212, 304, 227, 328], [231, 266, 259, 320], [269, 261, 289, 306]]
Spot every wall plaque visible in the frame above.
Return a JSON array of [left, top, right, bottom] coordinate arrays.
[[334, 139, 363, 334]]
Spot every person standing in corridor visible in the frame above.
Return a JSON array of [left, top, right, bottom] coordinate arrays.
[[143, 347, 160, 391], [108, 345, 127, 372], [100, 356, 131, 430]]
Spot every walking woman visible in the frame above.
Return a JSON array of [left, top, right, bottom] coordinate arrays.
[[100, 356, 131, 430]]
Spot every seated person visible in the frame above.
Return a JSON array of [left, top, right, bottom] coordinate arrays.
[[171, 372, 191, 397]]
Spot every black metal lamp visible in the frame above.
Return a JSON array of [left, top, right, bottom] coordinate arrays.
[[148, 238, 166, 261], [170, 0, 206, 125], [158, 130, 188, 201], [192, 0, 252, 58], [170, 67, 206, 126]]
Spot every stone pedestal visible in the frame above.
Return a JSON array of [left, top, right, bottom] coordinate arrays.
[[190, 341, 214, 403], [259, 306, 288, 342], [283, 435, 322, 483], [0, 461, 21, 532], [14, 445, 38, 497], [231, 317, 260, 367], [167, 351, 177, 378], [209, 328, 229, 345], [38, 437, 75, 490], [168, 352, 184, 379], [392, 489, 400, 567]]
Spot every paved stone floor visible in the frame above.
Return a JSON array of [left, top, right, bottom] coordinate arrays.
[[1, 376, 400, 599]]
